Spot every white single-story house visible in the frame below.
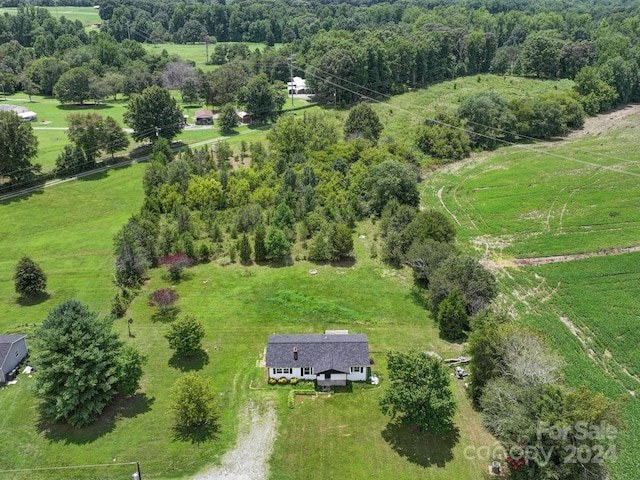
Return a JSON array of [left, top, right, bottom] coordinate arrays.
[[0, 104, 37, 122], [266, 332, 370, 387], [17, 110, 37, 122], [287, 76, 307, 94], [194, 109, 214, 125], [0, 334, 28, 383]]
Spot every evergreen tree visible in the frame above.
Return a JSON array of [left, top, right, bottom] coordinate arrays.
[[33, 300, 144, 427], [254, 222, 267, 261], [218, 103, 240, 134], [14, 256, 47, 297], [437, 289, 469, 341], [239, 234, 252, 264]]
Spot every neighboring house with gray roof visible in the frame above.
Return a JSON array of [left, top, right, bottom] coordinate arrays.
[[266, 332, 370, 387], [0, 334, 28, 383]]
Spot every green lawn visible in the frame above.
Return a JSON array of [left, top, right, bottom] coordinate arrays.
[[145, 42, 273, 67], [0, 6, 100, 26], [420, 112, 640, 258], [0, 164, 497, 479]]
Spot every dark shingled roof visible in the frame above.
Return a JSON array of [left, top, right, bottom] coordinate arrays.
[[0, 334, 27, 369], [266, 334, 369, 374]]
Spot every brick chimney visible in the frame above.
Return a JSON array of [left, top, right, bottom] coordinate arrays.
[[293, 346, 298, 360]]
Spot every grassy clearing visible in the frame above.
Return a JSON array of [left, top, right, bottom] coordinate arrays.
[[145, 42, 271, 67], [420, 112, 640, 258], [0, 169, 497, 479], [0, 6, 100, 25], [374, 75, 574, 145]]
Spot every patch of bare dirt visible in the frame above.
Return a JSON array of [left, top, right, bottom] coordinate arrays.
[[566, 104, 640, 139], [191, 400, 277, 480], [512, 245, 640, 266]]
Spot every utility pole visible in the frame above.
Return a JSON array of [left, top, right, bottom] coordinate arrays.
[[126, 22, 131, 41], [289, 50, 295, 107]]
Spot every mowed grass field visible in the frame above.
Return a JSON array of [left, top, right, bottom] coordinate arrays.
[[420, 108, 640, 258], [0, 168, 497, 478], [372, 75, 575, 145], [0, 6, 101, 26], [421, 110, 640, 480], [1, 93, 289, 172]]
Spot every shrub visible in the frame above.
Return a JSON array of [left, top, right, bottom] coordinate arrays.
[[110, 292, 131, 318], [269, 378, 277, 385], [278, 377, 288, 385], [290, 377, 298, 385], [287, 390, 296, 408]]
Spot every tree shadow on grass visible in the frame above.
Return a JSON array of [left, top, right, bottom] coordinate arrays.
[[16, 292, 50, 306], [36, 393, 155, 445], [381, 420, 460, 468], [173, 422, 220, 445], [150, 306, 180, 323], [409, 286, 430, 310], [168, 350, 210, 372], [56, 103, 113, 111]]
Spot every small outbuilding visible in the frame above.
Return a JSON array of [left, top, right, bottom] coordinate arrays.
[[194, 109, 214, 125], [235, 110, 251, 125], [266, 331, 370, 387], [0, 334, 28, 383]]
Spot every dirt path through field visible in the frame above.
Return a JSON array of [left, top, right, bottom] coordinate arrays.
[[510, 245, 640, 266], [565, 103, 640, 139], [191, 400, 277, 480]]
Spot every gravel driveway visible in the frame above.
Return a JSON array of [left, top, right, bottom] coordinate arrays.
[[191, 400, 277, 480]]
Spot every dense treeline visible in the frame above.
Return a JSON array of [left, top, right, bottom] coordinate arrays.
[[3, 0, 640, 114]]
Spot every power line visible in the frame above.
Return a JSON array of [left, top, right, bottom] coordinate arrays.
[[0, 461, 138, 474]]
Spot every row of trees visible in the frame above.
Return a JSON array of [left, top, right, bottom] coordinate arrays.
[[467, 312, 623, 478]]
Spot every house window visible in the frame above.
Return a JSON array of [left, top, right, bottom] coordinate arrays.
[[302, 367, 313, 376], [350, 366, 364, 373], [274, 368, 292, 375]]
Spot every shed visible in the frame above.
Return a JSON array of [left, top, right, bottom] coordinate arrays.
[[266, 332, 370, 387], [0, 334, 28, 383], [194, 109, 214, 125], [235, 110, 251, 125]]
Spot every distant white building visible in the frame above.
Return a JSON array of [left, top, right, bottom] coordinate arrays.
[[0, 104, 37, 122], [287, 76, 306, 94]]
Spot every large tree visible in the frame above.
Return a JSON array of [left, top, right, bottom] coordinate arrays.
[[124, 86, 184, 142], [457, 91, 516, 149], [344, 103, 383, 143], [53, 66, 94, 104], [33, 299, 144, 427], [428, 255, 497, 316], [355, 159, 419, 216], [14, 256, 47, 298], [379, 350, 456, 433], [66, 113, 105, 163], [102, 116, 130, 159], [0, 111, 39, 184], [237, 73, 285, 122]]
